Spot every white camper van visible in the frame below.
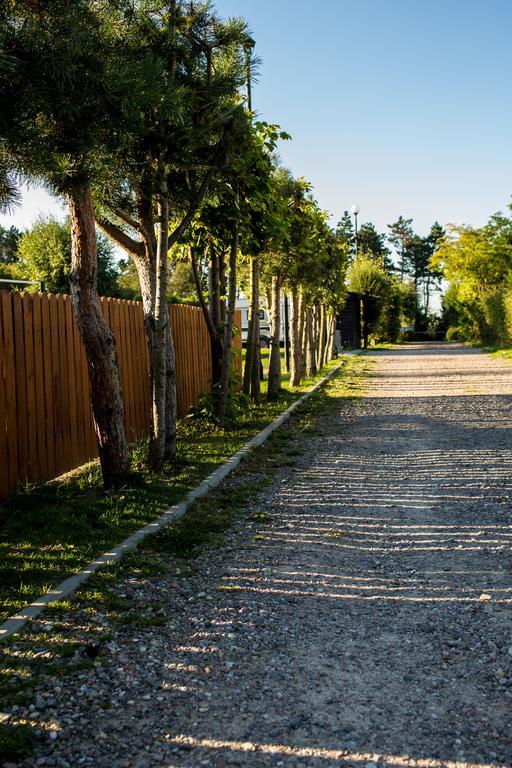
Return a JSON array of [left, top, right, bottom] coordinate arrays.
[[236, 296, 271, 347], [235, 294, 288, 348]]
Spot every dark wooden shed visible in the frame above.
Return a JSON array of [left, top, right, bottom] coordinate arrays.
[[338, 292, 361, 348]]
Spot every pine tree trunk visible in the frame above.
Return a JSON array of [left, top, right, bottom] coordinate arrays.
[[305, 307, 317, 378], [243, 255, 260, 403], [317, 304, 326, 370], [219, 248, 227, 324], [149, 172, 170, 470], [164, 319, 177, 461], [250, 269, 261, 404], [218, 218, 238, 421], [242, 257, 256, 395], [68, 182, 130, 487], [208, 244, 223, 389], [190, 244, 223, 391], [327, 314, 336, 361], [298, 290, 307, 379], [267, 274, 282, 398], [290, 287, 301, 387]]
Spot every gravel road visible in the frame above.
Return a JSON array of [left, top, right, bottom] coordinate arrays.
[[7, 343, 512, 768]]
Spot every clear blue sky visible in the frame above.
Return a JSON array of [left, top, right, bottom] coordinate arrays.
[[216, 0, 512, 236], [2, 0, 512, 239]]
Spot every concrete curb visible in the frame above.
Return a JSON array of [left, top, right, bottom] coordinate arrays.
[[0, 357, 351, 640]]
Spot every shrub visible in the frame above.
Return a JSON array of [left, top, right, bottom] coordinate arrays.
[[446, 326, 463, 341]]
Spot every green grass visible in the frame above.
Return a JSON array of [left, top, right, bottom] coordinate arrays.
[[485, 346, 512, 359], [0, 355, 342, 624]]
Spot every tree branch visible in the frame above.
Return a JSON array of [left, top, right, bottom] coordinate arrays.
[[168, 167, 215, 247], [189, 244, 217, 342], [96, 216, 145, 258], [111, 206, 149, 240]]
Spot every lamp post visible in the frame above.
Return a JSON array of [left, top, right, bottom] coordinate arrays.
[[244, 36, 256, 111], [351, 204, 360, 258]]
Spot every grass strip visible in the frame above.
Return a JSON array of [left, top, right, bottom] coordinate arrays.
[[0, 357, 339, 623]]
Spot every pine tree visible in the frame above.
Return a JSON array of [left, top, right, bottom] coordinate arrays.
[[0, 0, 132, 486]]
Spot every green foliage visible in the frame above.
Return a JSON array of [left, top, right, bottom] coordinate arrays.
[[434, 209, 512, 345], [0, 224, 20, 263], [188, 387, 249, 426], [357, 222, 393, 272], [16, 216, 120, 295], [446, 326, 464, 342], [347, 253, 389, 300], [348, 254, 391, 346], [116, 258, 141, 300], [17, 217, 70, 293]]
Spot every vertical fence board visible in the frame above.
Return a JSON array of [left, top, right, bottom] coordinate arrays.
[[128, 303, 141, 438], [64, 294, 79, 469], [48, 295, 63, 476], [120, 300, 134, 440], [1, 294, 18, 494], [23, 294, 39, 481], [0, 297, 8, 498], [40, 294, 56, 481], [57, 295, 72, 474], [31, 295, 48, 481], [13, 294, 29, 483]]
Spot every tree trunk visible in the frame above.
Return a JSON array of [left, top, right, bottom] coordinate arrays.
[[68, 182, 130, 487], [283, 293, 290, 373], [218, 216, 239, 421], [208, 243, 223, 389], [298, 290, 307, 379], [326, 314, 336, 361], [250, 262, 261, 404], [164, 319, 177, 461], [208, 242, 221, 328], [305, 307, 317, 378], [362, 297, 369, 348], [219, 248, 227, 324], [317, 304, 327, 370], [290, 286, 301, 387], [243, 255, 260, 403], [149, 170, 170, 470], [267, 274, 282, 398]]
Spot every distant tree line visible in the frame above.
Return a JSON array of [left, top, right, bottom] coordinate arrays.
[[433, 206, 512, 346]]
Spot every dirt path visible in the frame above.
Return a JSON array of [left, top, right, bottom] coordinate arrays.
[[10, 343, 512, 767]]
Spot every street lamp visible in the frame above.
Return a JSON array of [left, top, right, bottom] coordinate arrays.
[[351, 204, 360, 258], [244, 36, 256, 111]]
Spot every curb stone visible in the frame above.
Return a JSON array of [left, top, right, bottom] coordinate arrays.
[[0, 355, 355, 640]]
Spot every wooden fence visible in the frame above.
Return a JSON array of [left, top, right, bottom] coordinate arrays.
[[0, 292, 241, 499]]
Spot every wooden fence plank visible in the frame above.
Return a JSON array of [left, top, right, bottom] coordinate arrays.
[[48, 295, 63, 476], [70, 305, 87, 463], [0, 295, 9, 498], [40, 293, 56, 481], [56, 295, 72, 475], [1, 293, 18, 494], [13, 295, 25, 483], [119, 299, 134, 440], [64, 295, 79, 470], [31, 294, 48, 481], [22, 294, 38, 482], [127, 302, 141, 439]]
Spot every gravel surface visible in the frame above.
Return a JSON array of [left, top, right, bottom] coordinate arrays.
[[5, 342, 512, 768]]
